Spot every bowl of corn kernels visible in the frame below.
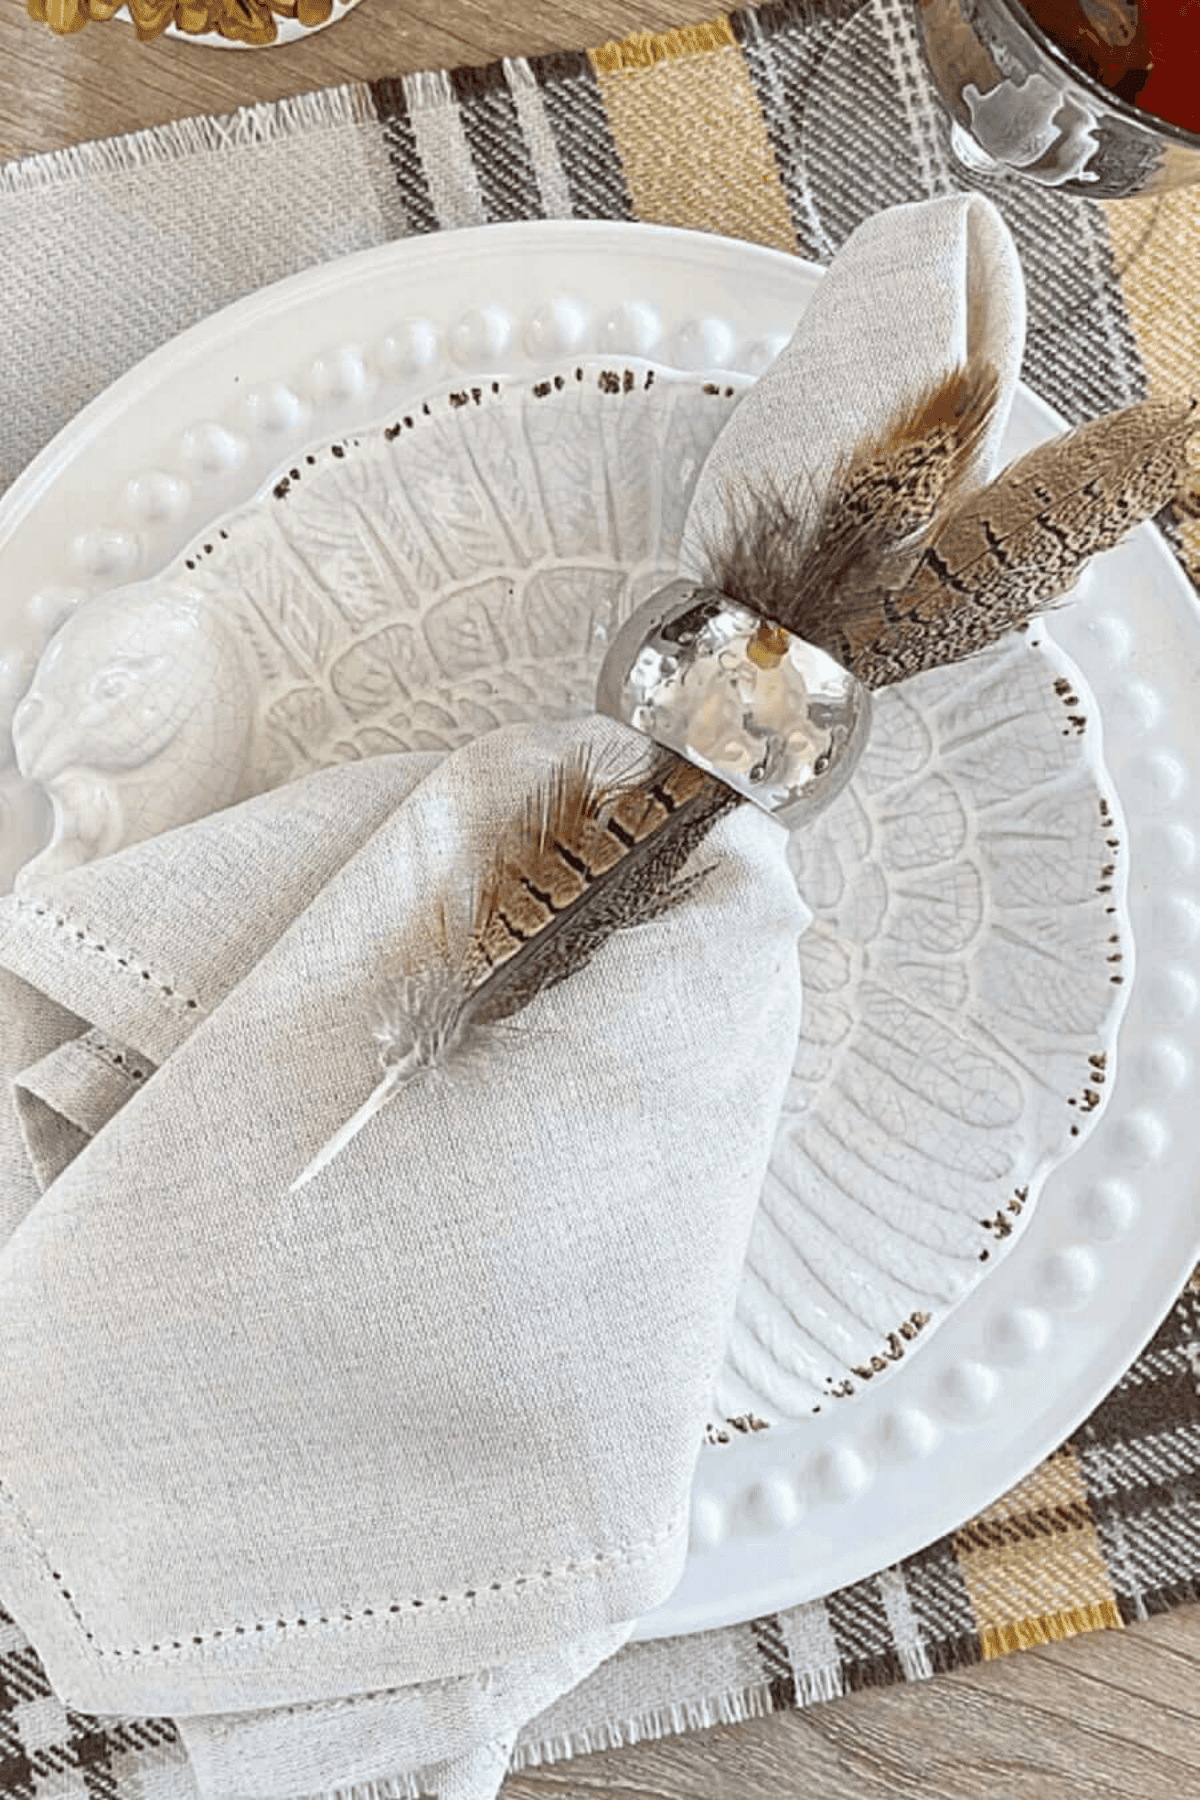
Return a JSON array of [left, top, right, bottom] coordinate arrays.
[[27, 0, 362, 45]]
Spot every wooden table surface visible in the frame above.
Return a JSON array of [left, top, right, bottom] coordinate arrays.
[[5, 4, 1200, 1795]]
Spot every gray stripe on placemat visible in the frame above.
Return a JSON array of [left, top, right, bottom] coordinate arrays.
[[1104, 1341, 1199, 1390], [1075, 1421, 1200, 1497], [528, 50, 636, 222], [990, 184, 1147, 419], [811, 0, 1147, 416], [448, 61, 545, 223], [864, 0, 1146, 417], [400, 69, 488, 230], [504, 58, 575, 220], [896, 1537, 982, 1673], [367, 77, 441, 234], [1089, 1484, 1200, 1623], [825, 1572, 908, 1690], [797, 0, 940, 249], [749, 1613, 798, 1708], [730, 0, 853, 261]]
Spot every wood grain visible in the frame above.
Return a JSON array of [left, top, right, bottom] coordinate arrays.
[[5, 2, 1200, 1794], [504, 1606, 1200, 1800], [0, 0, 718, 162]]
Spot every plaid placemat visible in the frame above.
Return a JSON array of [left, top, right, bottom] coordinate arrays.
[[2, 0, 1200, 1793]]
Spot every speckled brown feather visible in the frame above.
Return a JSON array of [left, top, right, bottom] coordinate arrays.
[[711, 376, 1198, 692], [847, 393, 1200, 688], [457, 746, 735, 1024], [709, 359, 1001, 655], [291, 746, 732, 1187], [293, 376, 1198, 1188], [819, 358, 1002, 553]]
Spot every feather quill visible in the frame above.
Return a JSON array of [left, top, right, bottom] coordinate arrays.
[[290, 748, 733, 1188], [294, 369, 1197, 1188]]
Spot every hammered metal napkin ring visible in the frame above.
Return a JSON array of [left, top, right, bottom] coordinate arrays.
[[596, 580, 870, 829]]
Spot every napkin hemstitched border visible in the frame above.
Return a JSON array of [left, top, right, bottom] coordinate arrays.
[[0, 1496, 693, 1714], [7, 895, 205, 1017], [76, 1028, 155, 1086], [0, 1504, 688, 1661]]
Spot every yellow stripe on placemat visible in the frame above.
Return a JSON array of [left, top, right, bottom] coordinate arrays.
[[979, 1599, 1123, 1660], [1103, 189, 1200, 583], [953, 1446, 1123, 1661], [588, 18, 797, 254], [590, 18, 740, 70]]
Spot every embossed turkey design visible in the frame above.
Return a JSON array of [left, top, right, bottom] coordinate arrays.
[[3, 363, 1128, 1417], [11, 367, 733, 888], [12, 588, 256, 882]]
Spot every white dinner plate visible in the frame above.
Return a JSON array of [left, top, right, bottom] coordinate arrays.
[[0, 221, 1197, 1639]]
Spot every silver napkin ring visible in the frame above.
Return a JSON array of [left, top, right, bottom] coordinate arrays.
[[596, 580, 870, 829]]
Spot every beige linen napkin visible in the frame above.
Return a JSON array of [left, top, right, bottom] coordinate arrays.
[[680, 194, 1024, 570], [0, 722, 806, 1799], [0, 194, 1024, 1800]]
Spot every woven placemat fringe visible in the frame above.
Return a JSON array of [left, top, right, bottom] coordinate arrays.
[[920, 1631, 987, 1677], [590, 17, 738, 72], [1118, 1575, 1200, 1623], [792, 1661, 844, 1705], [400, 68, 458, 111], [839, 1644, 913, 1692], [980, 1599, 1125, 1660], [0, 84, 375, 196], [510, 1678, 779, 1770]]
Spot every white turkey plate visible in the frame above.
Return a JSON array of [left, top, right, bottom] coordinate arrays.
[[0, 222, 1197, 1636]]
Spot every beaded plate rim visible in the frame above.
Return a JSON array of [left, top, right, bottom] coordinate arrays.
[[0, 220, 1196, 1638]]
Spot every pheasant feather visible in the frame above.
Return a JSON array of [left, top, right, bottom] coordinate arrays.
[[707, 358, 1003, 651], [457, 748, 734, 1021], [844, 393, 1199, 688], [293, 370, 1198, 1189], [711, 372, 1198, 689], [291, 748, 733, 1189]]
